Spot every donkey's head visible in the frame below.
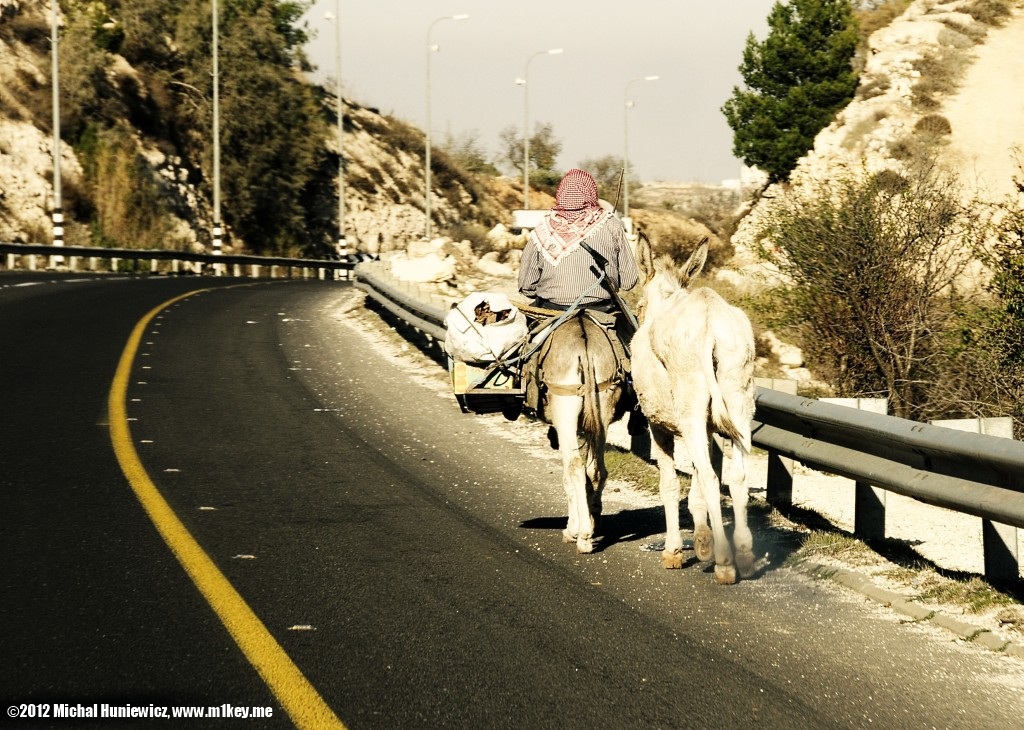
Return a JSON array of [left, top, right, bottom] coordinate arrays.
[[634, 232, 709, 324]]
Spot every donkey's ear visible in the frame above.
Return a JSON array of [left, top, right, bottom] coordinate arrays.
[[678, 237, 709, 287], [636, 229, 656, 285]]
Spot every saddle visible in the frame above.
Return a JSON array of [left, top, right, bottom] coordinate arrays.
[[520, 307, 632, 421]]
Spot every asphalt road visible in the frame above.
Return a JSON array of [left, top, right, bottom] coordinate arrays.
[[1, 272, 1022, 728]]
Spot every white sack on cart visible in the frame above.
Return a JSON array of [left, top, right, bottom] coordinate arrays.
[[444, 291, 527, 363]]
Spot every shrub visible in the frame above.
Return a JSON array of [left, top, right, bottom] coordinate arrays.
[[871, 168, 909, 194], [914, 114, 952, 137], [963, 0, 1014, 26], [749, 161, 988, 419], [857, 74, 891, 100], [4, 12, 51, 53], [912, 50, 971, 109], [77, 125, 172, 249], [448, 222, 494, 258]]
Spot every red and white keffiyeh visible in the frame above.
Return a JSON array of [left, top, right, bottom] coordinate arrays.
[[532, 168, 612, 266]]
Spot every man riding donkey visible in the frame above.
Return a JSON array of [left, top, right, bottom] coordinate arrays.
[[516, 168, 644, 433]]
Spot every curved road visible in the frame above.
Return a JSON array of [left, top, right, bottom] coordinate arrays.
[[1, 272, 1021, 728]]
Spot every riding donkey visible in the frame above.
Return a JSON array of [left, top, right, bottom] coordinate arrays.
[[524, 301, 633, 554], [631, 235, 757, 584]]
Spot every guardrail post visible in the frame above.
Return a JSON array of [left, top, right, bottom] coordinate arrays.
[[252, 264, 260, 278], [150, 259, 158, 274], [5, 253, 14, 269], [28, 254, 37, 270], [983, 521, 1020, 584], [854, 482, 886, 541], [88, 257, 97, 271], [756, 378, 797, 506], [765, 450, 794, 507], [68, 256, 79, 272]]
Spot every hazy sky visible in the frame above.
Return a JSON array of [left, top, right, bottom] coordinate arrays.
[[301, 1, 778, 183]]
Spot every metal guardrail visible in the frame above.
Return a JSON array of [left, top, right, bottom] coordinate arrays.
[[354, 260, 449, 341], [753, 391, 1024, 583], [355, 260, 1024, 585], [1, 242, 357, 279]]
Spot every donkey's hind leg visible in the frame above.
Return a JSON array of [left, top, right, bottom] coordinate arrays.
[[550, 396, 594, 553], [583, 430, 608, 524], [726, 442, 755, 579], [650, 424, 684, 569], [685, 423, 736, 584]]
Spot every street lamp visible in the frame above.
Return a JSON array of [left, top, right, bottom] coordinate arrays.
[[326, 4, 346, 255], [622, 75, 659, 232], [424, 13, 469, 241], [212, 0, 223, 272], [517, 48, 562, 210], [49, 0, 63, 267]]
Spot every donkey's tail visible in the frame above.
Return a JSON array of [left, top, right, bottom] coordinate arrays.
[[579, 323, 604, 442], [701, 334, 745, 448]]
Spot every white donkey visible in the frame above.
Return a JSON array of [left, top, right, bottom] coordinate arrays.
[[631, 237, 756, 584]]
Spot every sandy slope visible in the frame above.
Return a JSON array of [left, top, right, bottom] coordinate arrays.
[[942, 9, 1024, 200]]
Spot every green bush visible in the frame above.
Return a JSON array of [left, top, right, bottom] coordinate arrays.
[[749, 162, 989, 420]]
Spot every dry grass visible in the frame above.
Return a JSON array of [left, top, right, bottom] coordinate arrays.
[[791, 530, 879, 566], [963, 0, 1016, 26], [788, 528, 1020, 619], [605, 447, 662, 494], [906, 572, 1015, 614], [912, 49, 974, 109]]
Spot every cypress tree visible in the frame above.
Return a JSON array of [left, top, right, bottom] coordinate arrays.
[[722, 0, 859, 183]]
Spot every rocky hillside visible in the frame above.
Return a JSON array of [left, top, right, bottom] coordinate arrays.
[[5, 0, 1020, 268], [0, 0, 531, 255], [734, 0, 1024, 260]]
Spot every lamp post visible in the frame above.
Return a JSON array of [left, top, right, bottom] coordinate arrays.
[[517, 48, 562, 210], [212, 0, 223, 272], [326, 4, 346, 255], [623, 75, 659, 232], [424, 13, 469, 241], [49, 0, 63, 267]]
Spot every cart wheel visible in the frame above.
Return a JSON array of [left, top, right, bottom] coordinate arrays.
[[501, 399, 523, 422]]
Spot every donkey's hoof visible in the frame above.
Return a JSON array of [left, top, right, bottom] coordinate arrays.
[[714, 564, 738, 585], [736, 549, 756, 579], [576, 537, 595, 554], [562, 529, 576, 544], [694, 524, 714, 562], [661, 550, 684, 569]]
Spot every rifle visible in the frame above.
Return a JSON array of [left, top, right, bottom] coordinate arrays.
[[611, 168, 625, 216], [579, 241, 639, 336]]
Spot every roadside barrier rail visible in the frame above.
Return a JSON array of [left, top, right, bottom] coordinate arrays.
[[354, 259, 449, 341], [1, 242, 357, 280], [356, 260, 1024, 585]]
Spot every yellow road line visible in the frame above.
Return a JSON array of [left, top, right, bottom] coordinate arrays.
[[108, 289, 345, 730]]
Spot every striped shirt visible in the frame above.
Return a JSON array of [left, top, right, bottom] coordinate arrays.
[[518, 216, 640, 307]]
